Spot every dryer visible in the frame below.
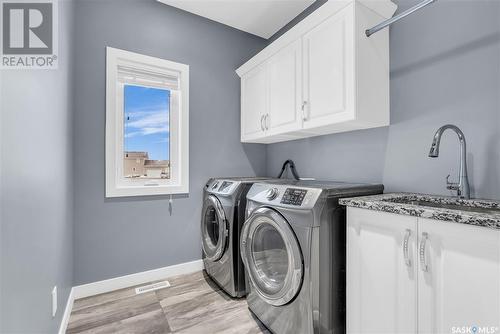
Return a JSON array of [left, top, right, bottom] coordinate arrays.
[[201, 177, 275, 298], [240, 180, 383, 334]]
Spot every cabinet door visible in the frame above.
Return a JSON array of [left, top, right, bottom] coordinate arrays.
[[302, 4, 354, 130], [266, 40, 302, 136], [347, 207, 418, 334], [418, 219, 500, 333], [241, 63, 267, 141]]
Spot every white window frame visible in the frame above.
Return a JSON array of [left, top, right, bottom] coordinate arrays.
[[106, 47, 189, 197]]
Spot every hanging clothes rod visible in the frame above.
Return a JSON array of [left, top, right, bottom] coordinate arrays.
[[365, 0, 438, 37]]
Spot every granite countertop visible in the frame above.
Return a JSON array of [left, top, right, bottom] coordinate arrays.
[[339, 193, 500, 231]]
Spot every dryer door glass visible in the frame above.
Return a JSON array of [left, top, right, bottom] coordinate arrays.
[[241, 207, 303, 306], [202, 195, 227, 261], [252, 223, 288, 295]]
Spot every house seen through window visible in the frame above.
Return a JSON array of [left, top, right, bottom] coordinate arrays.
[[123, 85, 171, 180]]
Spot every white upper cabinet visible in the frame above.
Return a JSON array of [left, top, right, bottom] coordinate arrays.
[[236, 0, 397, 143], [241, 63, 267, 141], [302, 5, 354, 129], [267, 40, 302, 137]]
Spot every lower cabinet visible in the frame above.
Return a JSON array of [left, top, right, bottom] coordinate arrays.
[[417, 218, 500, 333], [347, 207, 500, 334], [347, 208, 418, 333]]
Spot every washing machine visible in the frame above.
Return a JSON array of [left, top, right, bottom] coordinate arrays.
[[201, 177, 277, 298], [240, 180, 384, 334]]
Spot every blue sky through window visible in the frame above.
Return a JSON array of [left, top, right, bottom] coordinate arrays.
[[124, 85, 170, 161]]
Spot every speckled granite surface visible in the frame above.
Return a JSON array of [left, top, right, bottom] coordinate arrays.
[[339, 193, 500, 231]]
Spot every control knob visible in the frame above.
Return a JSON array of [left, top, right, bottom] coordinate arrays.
[[266, 188, 279, 200], [212, 181, 220, 190]]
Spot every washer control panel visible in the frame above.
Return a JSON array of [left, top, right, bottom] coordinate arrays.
[[218, 181, 234, 193], [280, 188, 308, 206], [247, 183, 322, 210], [206, 179, 238, 195]]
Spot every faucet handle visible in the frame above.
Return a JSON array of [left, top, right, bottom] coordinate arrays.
[[446, 174, 459, 190]]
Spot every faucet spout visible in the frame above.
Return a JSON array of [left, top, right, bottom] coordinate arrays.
[[428, 124, 470, 199]]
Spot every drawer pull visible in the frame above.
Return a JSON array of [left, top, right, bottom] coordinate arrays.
[[419, 232, 429, 272], [403, 229, 411, 267]]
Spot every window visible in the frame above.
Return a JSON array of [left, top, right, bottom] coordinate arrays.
[[106, 47, 189, 197]]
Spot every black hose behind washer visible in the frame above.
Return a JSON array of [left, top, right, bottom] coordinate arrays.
[[277, 160, 300, 180]]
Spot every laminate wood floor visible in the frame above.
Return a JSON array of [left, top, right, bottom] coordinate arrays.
[[67, 271, 269, 334]]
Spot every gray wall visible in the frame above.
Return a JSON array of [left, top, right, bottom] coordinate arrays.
[[0, 0, 75, 332], [267, 0, 500, 200], [72, 0, 267, 284]]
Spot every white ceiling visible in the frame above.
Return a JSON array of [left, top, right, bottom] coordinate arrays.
[[157, 0, 316, 39]]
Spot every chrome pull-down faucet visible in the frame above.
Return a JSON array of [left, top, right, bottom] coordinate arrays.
[[428, 124, 470, 199]]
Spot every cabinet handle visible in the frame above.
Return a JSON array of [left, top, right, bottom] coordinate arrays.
[[260, 115, 265, 131], [403, 229, 411, 267], [265, 114, 270, 130], [419, 232, 429, 272], [301, 101, 308, 121]]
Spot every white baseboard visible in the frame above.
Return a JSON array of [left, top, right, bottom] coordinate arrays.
[[58, 287, 75, 334], [73, 259, 203, 299], [58, 259, 203, 334]]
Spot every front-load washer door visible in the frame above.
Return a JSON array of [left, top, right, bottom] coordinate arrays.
[[241, 207, 303, 306], [201, 195, 228, 262]]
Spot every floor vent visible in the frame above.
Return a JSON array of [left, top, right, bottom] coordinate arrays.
[[135, 281, 171, 295]]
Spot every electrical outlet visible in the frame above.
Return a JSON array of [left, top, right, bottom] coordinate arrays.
[[51, 286, 57, 317]]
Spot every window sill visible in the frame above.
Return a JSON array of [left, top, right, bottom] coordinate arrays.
[[105, 184, 189, 198]]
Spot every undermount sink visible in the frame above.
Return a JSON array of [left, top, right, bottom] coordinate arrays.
[[381, 196, 500, 215]]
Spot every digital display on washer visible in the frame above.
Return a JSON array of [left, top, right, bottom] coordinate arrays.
[[281, 188, 307, 206], [219, 181, 233, 193]]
